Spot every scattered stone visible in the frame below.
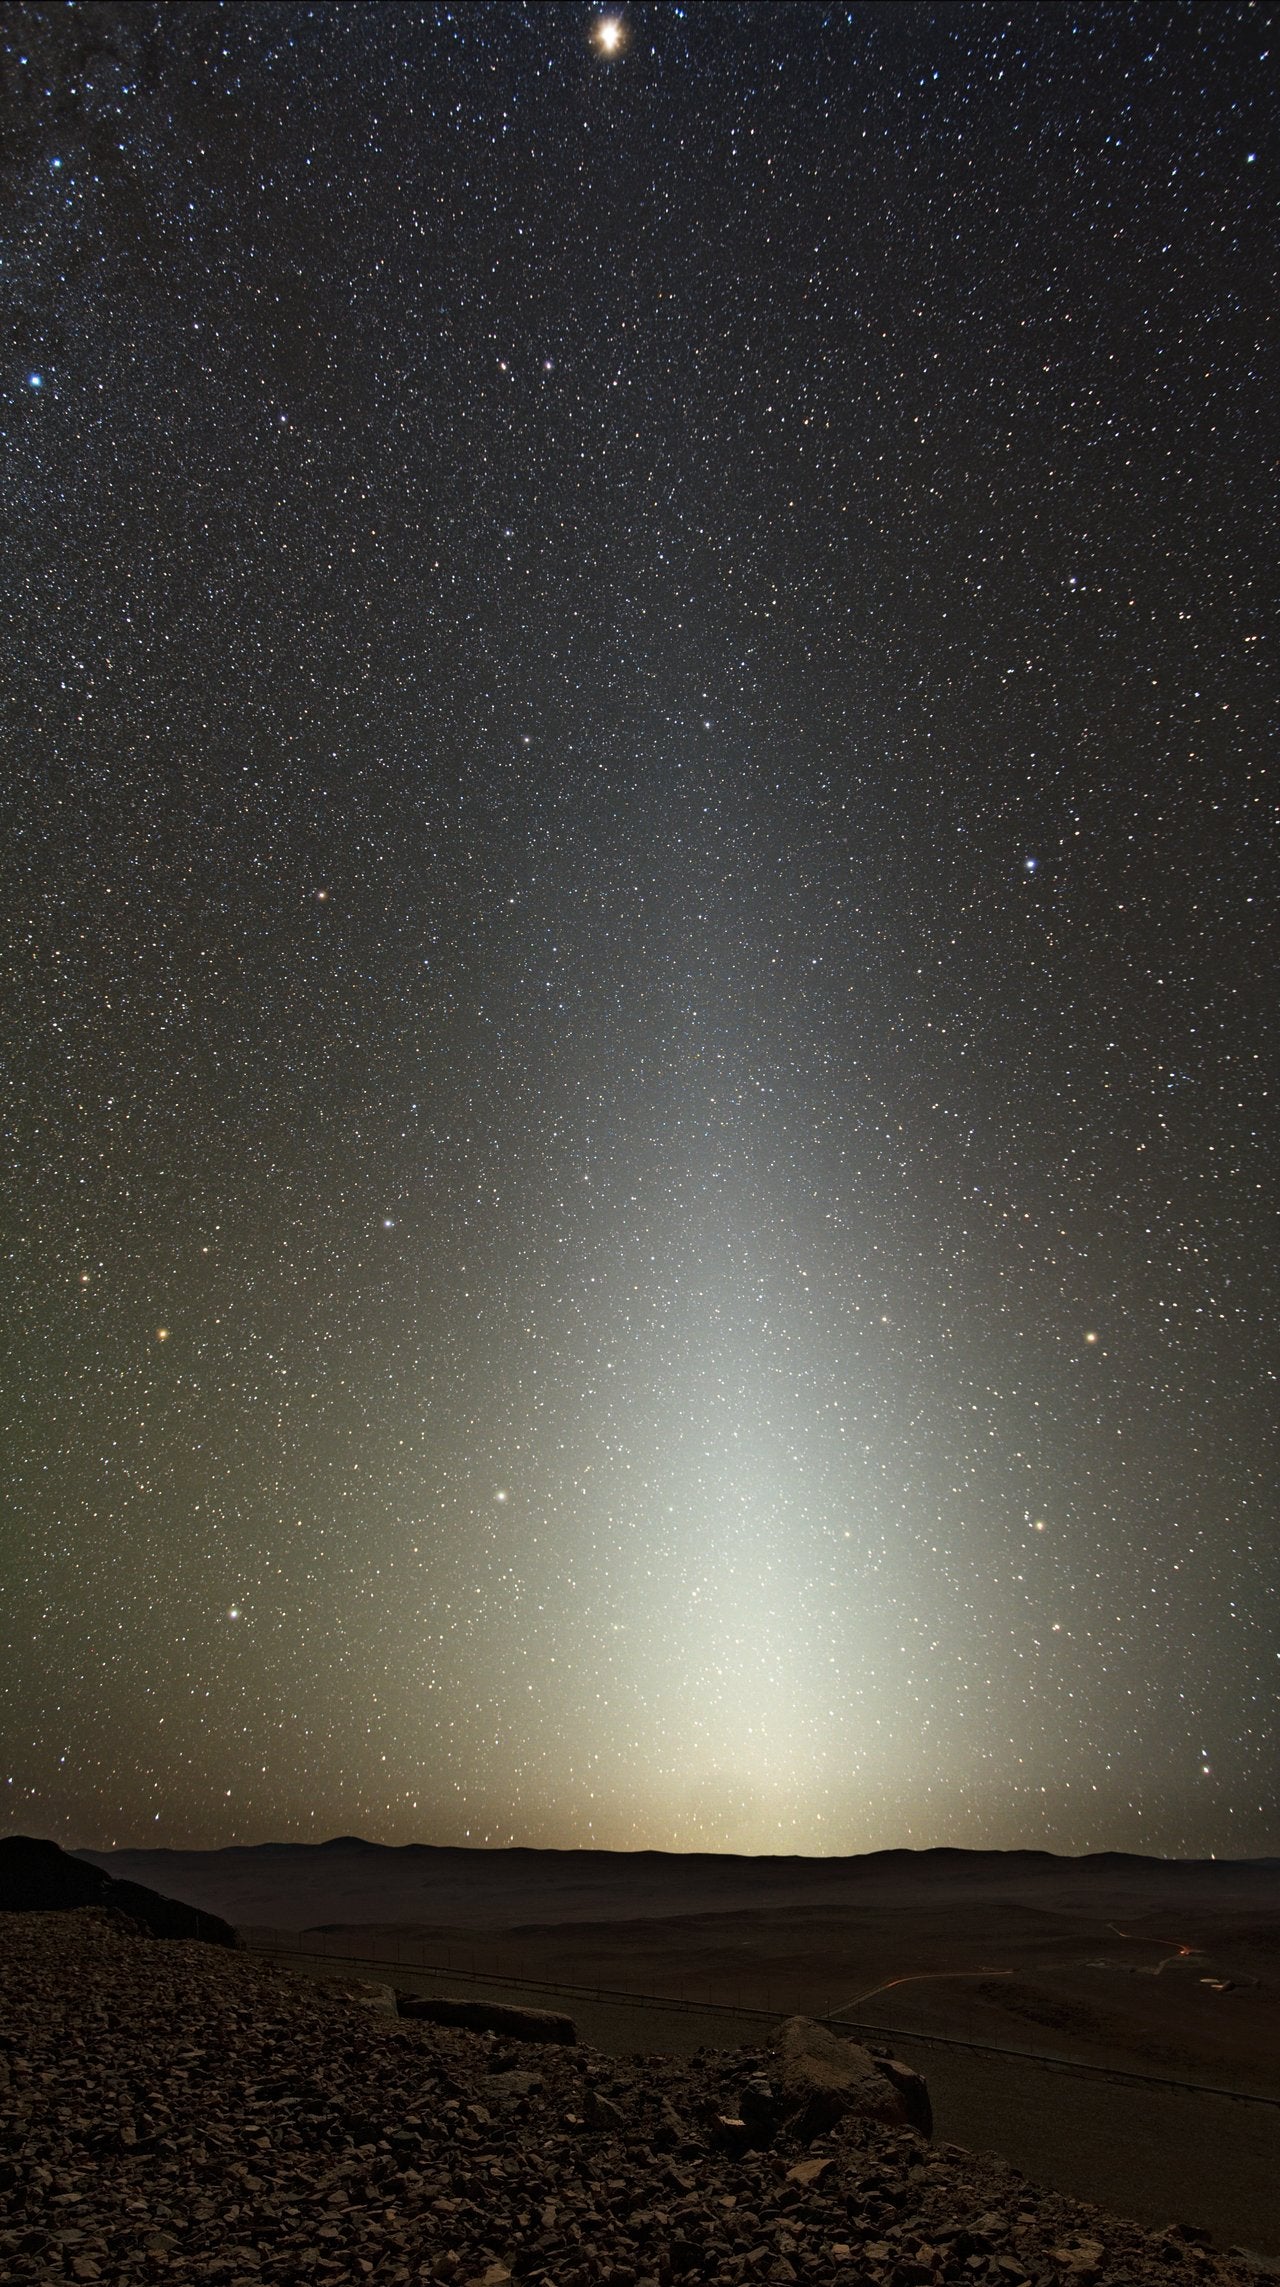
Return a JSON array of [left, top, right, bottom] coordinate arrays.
[[711, 2113, 753, 2156], [485, 2070, 541, 2099], [583, 2085, 625, 2128], [739, 2073, 780, 2140], [1051, 2242, 1106, 2279], [786, 2155, 837, 2186], [317, 1977, 398, 2013]]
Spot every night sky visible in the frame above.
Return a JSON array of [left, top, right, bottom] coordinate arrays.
[[3, 4, 1275, 1860]]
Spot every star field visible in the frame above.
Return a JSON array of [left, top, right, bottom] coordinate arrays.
[[1, 3, 1274, 1857]]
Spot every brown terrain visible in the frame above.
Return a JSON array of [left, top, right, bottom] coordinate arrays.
[[2, 1906, 1278, 2287], [73, 1843, 1280, 2256]]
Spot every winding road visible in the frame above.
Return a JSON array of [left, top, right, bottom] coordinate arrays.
[[826, 1966, 1014, 2018], [1106, 1922, 1203, 1974], [825, 1919, 1205, 2024]]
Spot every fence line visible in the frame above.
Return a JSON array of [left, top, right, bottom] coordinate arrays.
[[238, 1926, 1279, 2111]]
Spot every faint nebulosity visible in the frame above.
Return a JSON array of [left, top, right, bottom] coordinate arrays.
[[1, 4, 1273, 1857]]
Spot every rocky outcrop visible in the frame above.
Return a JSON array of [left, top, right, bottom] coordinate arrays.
[[0, 1834, 239, 1947], [396, 1990, 577, 2042], [0, 1909, 1266, 2287]]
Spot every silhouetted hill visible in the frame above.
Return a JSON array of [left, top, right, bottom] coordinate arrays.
[[1, 1833, 239, 1946]]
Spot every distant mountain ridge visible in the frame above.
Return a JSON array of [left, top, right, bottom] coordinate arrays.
[[70, 1837, 1280, 1935], [81, 1837, 1280, 1866]]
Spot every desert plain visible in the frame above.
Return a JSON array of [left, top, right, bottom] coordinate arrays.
[[77, 1844, 1280, 2255]]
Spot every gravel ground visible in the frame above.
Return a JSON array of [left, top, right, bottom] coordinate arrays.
[[1, 1911, 1274, 2287]]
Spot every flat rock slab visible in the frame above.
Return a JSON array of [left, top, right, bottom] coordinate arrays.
[[396, 1991, 577, 2042]]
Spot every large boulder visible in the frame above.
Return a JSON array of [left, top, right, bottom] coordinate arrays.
[[0, 1835, 240, 1948], [771, 2015, 929, 2139], [396, 1992, 576, 2044]]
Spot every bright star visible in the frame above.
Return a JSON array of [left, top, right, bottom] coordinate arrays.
[[593, 16, 625, 54], [28, 373, 43, 389]]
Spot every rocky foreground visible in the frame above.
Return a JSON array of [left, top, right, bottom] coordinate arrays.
[[0, 1912, 1268, 2287]]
